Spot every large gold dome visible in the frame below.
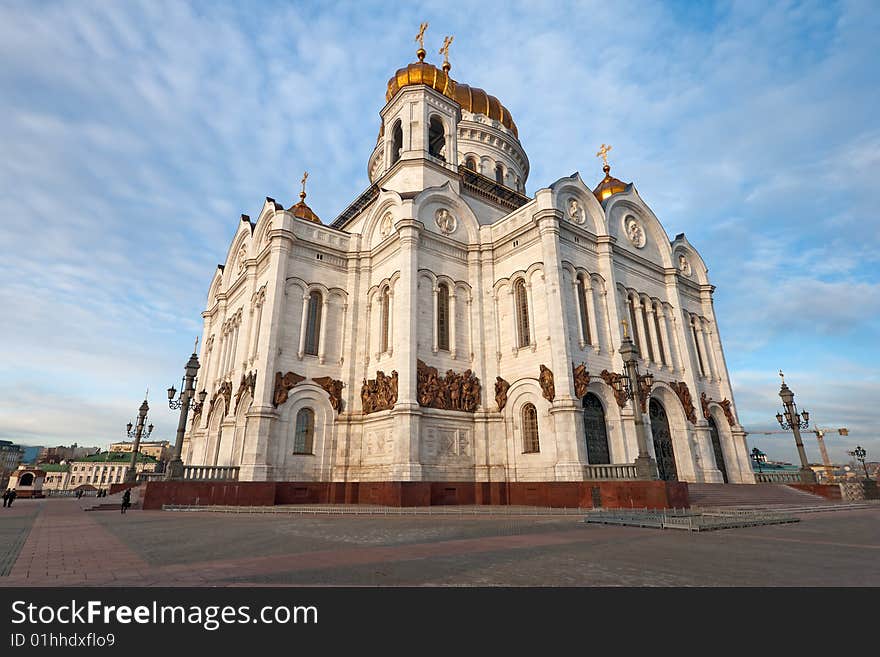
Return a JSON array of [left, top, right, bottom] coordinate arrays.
[[386, 60, 518, 138]]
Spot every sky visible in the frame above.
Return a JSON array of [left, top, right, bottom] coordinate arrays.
[[0, 0, 878, 466]]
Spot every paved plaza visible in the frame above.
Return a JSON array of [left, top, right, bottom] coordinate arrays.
[[0, 498, 878, 586]]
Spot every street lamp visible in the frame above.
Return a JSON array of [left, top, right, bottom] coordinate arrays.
[[848, 445, 870, 481], [751, 447, 766, 474], [616, 320, 658, 480], [165, 338, 202, 481], [774, 370, 816, 483], [124, 393, 153, 484]]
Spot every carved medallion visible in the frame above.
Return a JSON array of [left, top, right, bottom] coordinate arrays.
[[678, 254, 692, 277], [566, 197, 586, 225], [379, 212, 393, 238], [494, 376, 510, 411], [572, 362, 590, 399], [539, 364, 555, 402], [624, 216, 646, 248], [417, 359, 481, 412], [234, 371, 257, 412], [435, 208, 457, 235], [313, 376, 344, 413], [600, 369, 628, 408], [361, 370, 398, 414], [273, 371, 305, 407], [670, 381, 697, 424]]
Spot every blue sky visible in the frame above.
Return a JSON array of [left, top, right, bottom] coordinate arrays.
[[1, 0, 877, 465]]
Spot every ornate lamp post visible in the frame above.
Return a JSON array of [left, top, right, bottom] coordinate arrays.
[[848, 445, 870, 481], [751, 447, 766, 475], [612, 321, 658, 479], [165, 339, 204, 481], [774, 370, 816, 483], [124, 394, 154, 483]]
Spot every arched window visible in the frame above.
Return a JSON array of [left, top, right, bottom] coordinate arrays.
[[380, 287, 391, 353], [522, 403, 540, 453], [640, 299, 655, 362], [437, 283, 450, 351], [391, 119, 403, 165], [653, 303, 666, 366], [691, 316, 705, 376], [495, 162, 504, 185], [576, 276, 591, 344], [304, 291, 322, 356], [465, 157, 477, 171], [514, 279, 530, 348], [293, 408, 315, 454], [428, 116, 445, 159]]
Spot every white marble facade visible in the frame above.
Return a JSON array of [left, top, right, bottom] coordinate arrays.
[[183, 52, 755, 485]]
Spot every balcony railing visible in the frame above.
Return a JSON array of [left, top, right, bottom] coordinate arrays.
[[584, 463, 639, 480], [754, 471, 802, 483], [183, 465, 240, 481]]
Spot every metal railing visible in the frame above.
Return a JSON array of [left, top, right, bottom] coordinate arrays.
[[754, 471, 801, 483], [182, 465, 240, 481], [584, 463, 639, 480]]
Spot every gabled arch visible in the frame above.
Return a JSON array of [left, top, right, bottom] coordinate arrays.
[[604, 194, 675, 270], [549, 172, 607, 235], [363, 189, 404, 247], [671, 233, 710, 285], [413, 181, 480, 243]]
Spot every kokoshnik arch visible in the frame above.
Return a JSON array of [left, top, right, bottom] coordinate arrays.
[[182, 33, 755, 488]]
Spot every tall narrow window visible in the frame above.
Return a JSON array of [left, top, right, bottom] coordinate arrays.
[[465, 157, 477, 171], [653, 304, 666, 366], [522, 403, 540, 453], [495, 162, 504, 184], [640, 301, 655, 362], [514, 279, 530, 348], [576, 276, 591, 344], [691, 317, 706, 376], [304, 291, 322, 356], [391, 119, 403, 165], [380, 287, 391, 353], [437, 283, 450, 351], [293, 408, 315, 454], [428, 116, 445, 159]]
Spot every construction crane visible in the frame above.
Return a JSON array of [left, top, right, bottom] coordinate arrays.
[[746, 426, 848, 482]]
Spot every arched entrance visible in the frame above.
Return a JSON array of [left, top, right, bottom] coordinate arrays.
[[582, 393, 610, 464], [649, 398, 678, 481], [707, 416, 728, 483]]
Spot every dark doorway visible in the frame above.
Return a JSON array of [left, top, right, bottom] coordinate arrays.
[[649, 398, 678, 481], [707, 417, 729, 483], [582, 393, 610, 464]]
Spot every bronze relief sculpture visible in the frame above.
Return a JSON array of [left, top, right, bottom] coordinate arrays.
[[313, 376, 344, 413], [273, 371, 305, 407], [600, 369, 628, 408], [234, 371, 257, 412], [539, 365, 555, 402], [670, 381, 697, 424], [494, 376, 510, 411], [417, 360, 481, 412], [572, 362, 590, 399], [361, 370, 398, 414]]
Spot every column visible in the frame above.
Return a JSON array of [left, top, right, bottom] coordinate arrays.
[[586, 278, 600, 352], [338, 302, 348, 366], [450, 289, 458, 359], [432, 285, 439, 353], [645, 303, 663, 368], [318, 297, 329, 364], [251, 302, 263, 361], [387, 290, 394, 356], [658, 306, 675, 370], [297, 293, 309, 359], [572, 279, 586, 348], [508, 289, 518, 355], [704, 321, 721, 382], [697, 319, 714, 380], [633, 297, 651, 361]]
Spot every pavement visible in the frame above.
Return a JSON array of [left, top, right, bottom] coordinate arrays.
[[1, 498, 878, 586]]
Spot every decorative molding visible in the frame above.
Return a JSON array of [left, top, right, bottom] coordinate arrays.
[[600, 370, 628, 408], [417, 359, 481, 412], [670, 381, 697, 424], [234, 371, 257, 412], [361, 371, 398, 414], [209, 380, 233, 417], [572, 362, 590, 399], [494, 376, 510, 411], [273, 371, 305, 407], [719, 398, 735, 426], [313, 376, 344, 413], [539, 364, 555, 402]]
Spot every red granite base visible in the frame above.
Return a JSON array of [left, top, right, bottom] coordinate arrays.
[[142, 480, 689, 511], [786, 483, 843, 500]]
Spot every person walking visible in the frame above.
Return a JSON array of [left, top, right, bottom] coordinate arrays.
[[6, 489, 16, 508], [2, 489, 9, 508], [121, 488, 131, 514]]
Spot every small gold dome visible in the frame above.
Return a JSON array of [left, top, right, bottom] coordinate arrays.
[[287, 192, 321, 224], [593, 164, 629, 202], [386, 61, 518, 138]]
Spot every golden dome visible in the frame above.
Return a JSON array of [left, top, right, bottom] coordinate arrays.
[[386, 60, 518, 138], [593, 164, 629, 202], [287, 192, 321, 224]]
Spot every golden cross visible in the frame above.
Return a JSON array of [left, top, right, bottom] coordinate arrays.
[[439, 35, 454, 65], [300, 171, 308, 198], [596, 143, 612, 167], [415, 22, 428, 50], [621, 318, 629, 338]]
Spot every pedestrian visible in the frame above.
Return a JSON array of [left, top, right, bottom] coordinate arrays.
[[7, 489, 16, 508], [121, 488, 131, 514], [2, 488, 9, 508]]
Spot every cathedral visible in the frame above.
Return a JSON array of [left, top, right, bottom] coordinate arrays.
[[182, 33, 755, 488]]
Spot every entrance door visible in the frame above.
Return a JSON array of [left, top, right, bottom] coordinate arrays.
[[582, 393, 610, 464], [649, 398, 678, 481], [707, 417, 729, 483]]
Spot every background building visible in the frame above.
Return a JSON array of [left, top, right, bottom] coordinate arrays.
[[0, 440, 25, 488], [109, 440, 172, 463], [40, 452, 159, 493], [36, 444, 101, 465]]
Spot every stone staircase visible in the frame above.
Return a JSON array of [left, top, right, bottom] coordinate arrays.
[[688, 483, 832, 508], [80, 485, 143, 512]]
